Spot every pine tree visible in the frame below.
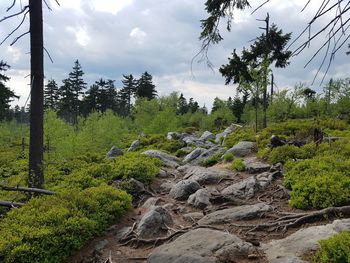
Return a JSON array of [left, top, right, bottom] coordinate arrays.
[[0, 61, 18, 121], [211, 97, 225, 112], [188, 98, 199, 113], [44, 78, 59, 111], [136, 72, 157, 100], [119, 74, 137, 116], [177, 93, 188, 115], [58, 60, 87, 123]]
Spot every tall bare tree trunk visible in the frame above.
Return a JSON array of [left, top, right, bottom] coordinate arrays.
[[28, 0, 44, 189]]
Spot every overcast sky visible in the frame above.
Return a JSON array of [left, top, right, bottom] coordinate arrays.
[[0, 0, 349, 109]]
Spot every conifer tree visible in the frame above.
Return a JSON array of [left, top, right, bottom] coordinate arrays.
[[136, 71, 157, 100], [119, 74, 137, 116], [0, 61, 18, 121], [177, 93, 188, 115], [44, 78, 59, 111]]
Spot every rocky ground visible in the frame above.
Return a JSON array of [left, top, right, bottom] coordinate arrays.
[[69, 127, 350, 263]]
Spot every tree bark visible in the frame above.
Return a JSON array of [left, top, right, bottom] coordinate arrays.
[[28, 0, 44, 189]]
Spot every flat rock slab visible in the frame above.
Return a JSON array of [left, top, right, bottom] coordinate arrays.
[[183, 148, 205, 163], [262, 219, 350, 261], [226, 141, 256, 157], [244, 157, 270, 174], [198, 203, 273, 225], [188, 189, 211, 209], [142, 150, 181, 168], [148, 228, 257, 263], [190, 146, 227, 165], [181, 165, 231, 185], [169, 180, 201, 201]]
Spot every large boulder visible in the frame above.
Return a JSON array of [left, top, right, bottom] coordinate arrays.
[[127, 139, 140, 152], [191, 146, 226, 165], [183, 148, 205, 163], [142, 150, 181, 167], [199, 131, 215, 141], [215, 123, 242, 144], [226, 141, 256, 157], [106, 146, 123, 159], [188, 189, 211, 209], [136, 206, 173, 238], [148, 228, 258, 263], [169, 180, 201, 201], [243, 157, 270, 174], [167, 132, 184, 140], [198, 203, 273, 225], [262, 219, 350, 262], [182, 165, 231, 185], [221, 172, 278, 198]]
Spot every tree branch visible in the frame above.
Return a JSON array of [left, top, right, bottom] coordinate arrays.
[[0, 5, 29, 23], [0, 185, 55, 195], [0, 9, 29, 46], [10, 31, 29, 46], [0, 201, 23, 208]]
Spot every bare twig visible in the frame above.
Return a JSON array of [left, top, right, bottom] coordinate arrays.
[[6, 0, 17, 12], [44, 47, 54, 63], [0, 9, 29, 46], [0, 5, 29, 23], [10, 31, 29, 46], [0, 185, 55, 195]]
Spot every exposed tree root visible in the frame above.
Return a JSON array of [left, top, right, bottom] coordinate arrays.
[[0, 200, 23, 208], [0, 185, 55, 195]]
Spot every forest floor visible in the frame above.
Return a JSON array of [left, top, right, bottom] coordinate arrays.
[[68, 154, 346, 263]]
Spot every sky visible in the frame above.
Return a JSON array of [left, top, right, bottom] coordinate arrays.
[[0, 0, 349, 109]]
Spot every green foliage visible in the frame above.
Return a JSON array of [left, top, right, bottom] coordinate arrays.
[[139, 134, 184, 153], [268, 143, 317, 164], [231, 158, 245, 171], [110, 153, 162, 183], [0, 185, 131, 263], [314, 231, 350, 263], [201, 154, 221, 167], [223, 152, 234, 162], [224, 127, 256, 148]]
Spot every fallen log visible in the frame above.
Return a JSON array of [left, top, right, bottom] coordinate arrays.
[[0, 201, 24, 208], [0, 185, 55, 195]]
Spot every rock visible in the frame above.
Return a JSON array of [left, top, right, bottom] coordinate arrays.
[[183, 212, 205, 222], [94, 239, 109, 252], [159, 181, 175, 193], [244, 157, 270, 174], [115, 226, 133, 241], [142, 150, 181, 167], [221, 172, 278, 198], [226, 141, 256, 157], [199, 131, 215, 141], [215, 123, 242, 144], [141, 197, 162, 210], [179, 146, 195, 154], [191, 146, 226, 165], [188, 189, 211, 209], [148, 228, 258, 263], [157, 169, 168, 178], [167, 132, 183, 140], [198, 203, 273, 225], [183, 147, 205, 163], [169, 180, 201, 201], [127, 139, 140, 152], [136, 206, 173, 238], [262, 219, 350, 262], [182, 165, 231, 185], [182, 135, 205, 147], [270, 257, 308, 263], [127, 178, 146, 197], [106, 146, 123, 159]]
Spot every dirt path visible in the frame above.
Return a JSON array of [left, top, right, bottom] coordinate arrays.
[[68, 155, 339, 263]]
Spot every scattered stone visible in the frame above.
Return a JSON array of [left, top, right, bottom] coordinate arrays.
[[182, 135, 205, 147], [148, 228, 258, 263], [106, 146, 123, 159], [127, 178, 147, 197], [169, 180, 201, 201], [188, 189, 211, 209], [199, 131, 215, 141], [183, 212, 205, 222], [141, 197, 162, 210], [191, 146, 227, 165], [157, 169, 168, 178], [183, 147, 205, 163], [167, 132, 183, 140], [198, 203, 273, 225], [127, 139, 140, 152], [115, 227, 133, 241], [182, 165, 231, 185], [262, 219, 350, 262], [136, 206, 173, 238], [221, 172, 278, 198], [159, 181, 175, 193], [215, 123, 242, 144], [94, 239, 109, 252], [142, 150, 181, 167], [226, 141, 256, 157], [270, 257, 308, 263], [244, 157, 270, 174]]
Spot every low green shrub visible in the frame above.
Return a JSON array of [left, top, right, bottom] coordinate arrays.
[[231, 158, 245, 172], [0, 185, 131, 263], [201, 154, 221, 167], [138, 134, 183, 153], [224, 128, 256, 148], [268, 145, 302, 164], [223, 152, 234, 162], [314, 231, 350, 263]]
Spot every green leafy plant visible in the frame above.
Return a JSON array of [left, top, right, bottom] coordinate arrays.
[[231, 158, 245, 172], [223, 152, 234, 162]]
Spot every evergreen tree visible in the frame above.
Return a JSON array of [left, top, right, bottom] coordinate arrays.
[[136, 71, 157, 100], [0, 61, 18, 121], [177, 93, 188, 115], [58, 60, 87, 123], [231, 95, 244, 123], [119, 74, 137, 116], [211, 97, 226, 112], [188, 98, 199, 113], [44, 78, 59, 111]]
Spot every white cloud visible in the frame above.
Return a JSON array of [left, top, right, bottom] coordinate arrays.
[[129, 27, 147, 44], [90, 0, 133, 15], [66, 26, 90, 47], [6, 47, 22, 63]]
